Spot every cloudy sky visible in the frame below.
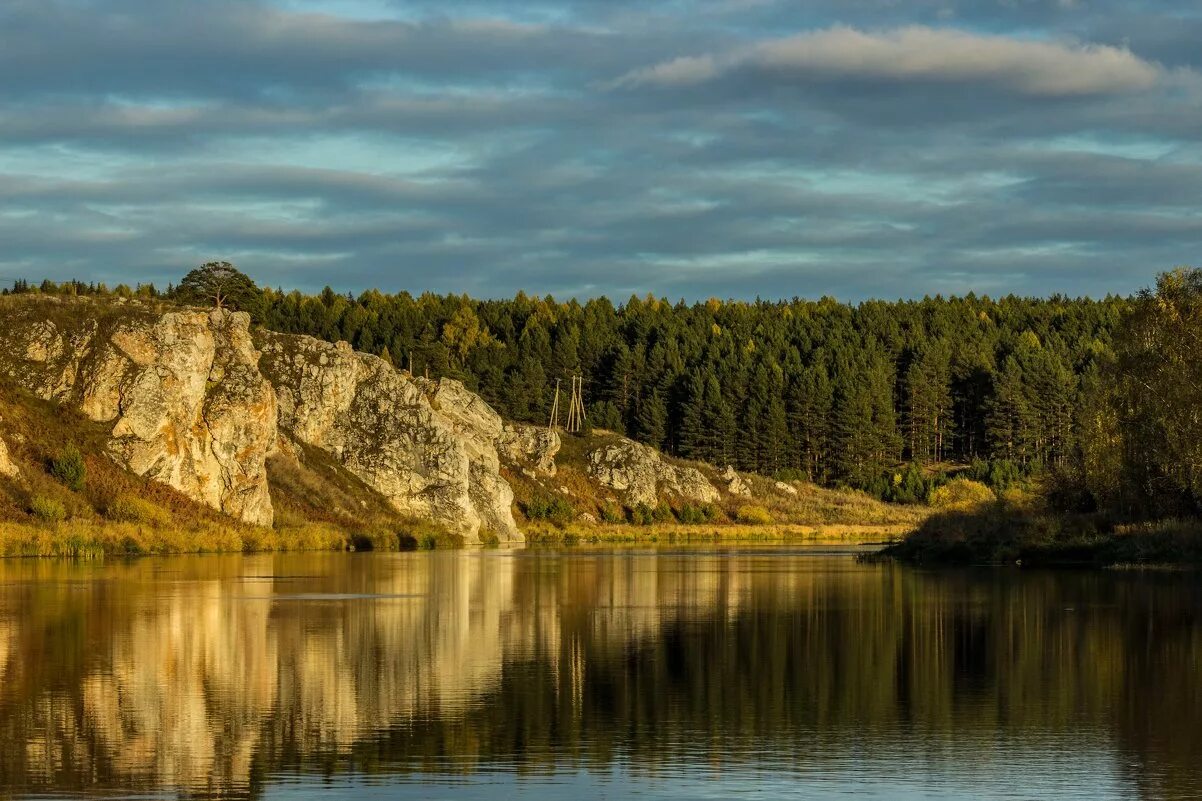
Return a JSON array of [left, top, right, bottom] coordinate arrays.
[[2, 0, 1199, 300]]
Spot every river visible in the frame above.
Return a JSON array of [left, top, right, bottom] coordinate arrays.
[[0, 547, 1198, 799]]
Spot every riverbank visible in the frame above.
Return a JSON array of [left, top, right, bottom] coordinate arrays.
[[0, 518, 471, 559], [877, 505, 1202, 567], [0, 517, 912, 558], [525, 521, 910, 546]]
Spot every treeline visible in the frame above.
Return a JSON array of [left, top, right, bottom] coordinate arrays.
[[25, 267, 1202, 521], [1076, 269, 1202, 519], [250, 284, 1128, 496]]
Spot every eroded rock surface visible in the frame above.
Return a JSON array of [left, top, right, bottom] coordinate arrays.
[[498, 423, 560, 476], [722, 465, 752, 497], [0, 435, 18, 480], [586, 437, 718, 508], [0, 301, 275, 525], [257, 333, 522, 544]]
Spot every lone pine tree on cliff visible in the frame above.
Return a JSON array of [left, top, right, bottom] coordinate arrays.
[[174, 261, 264, 320]]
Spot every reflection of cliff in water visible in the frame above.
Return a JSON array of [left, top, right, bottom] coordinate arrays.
[[0, 552, 1199, 799]]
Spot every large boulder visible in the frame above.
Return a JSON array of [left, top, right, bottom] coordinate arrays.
[[0, 301, 276, 525], [586, 437, 718, 508], [722, 465, 752, 497], [498, 423, 560, 476], [257, 333, 522, 544]]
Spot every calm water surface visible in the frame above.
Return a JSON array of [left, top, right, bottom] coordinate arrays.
[[0, 547, 1199, 800]]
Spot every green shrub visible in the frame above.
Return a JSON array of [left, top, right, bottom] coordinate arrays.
[[774, 468, 808, 483], [735, 505, 774, 525], [631, 503, 655, 525], [525, 493, 575, 526], [479, 528, 501, 547], [887, 463, 929, 504], [676, 503, 719, 524], [967, 459, 1023, 493], [106, 494, 171, 526], [653, 501, 675, 523], [599, 502, 625, 524], [929, 478, 996, 510], [30, 495, 67, 524], [49, 445, 86, 491]]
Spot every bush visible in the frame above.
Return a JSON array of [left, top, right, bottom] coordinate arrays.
[[599, 502, 625, 524], [653, 502, 675, 523], [887, 463, 929, 504], [106, 494, 171, 526], [49, 445, 86, 491], [30, 495, 67, 524], [524, 493, 575, 526], [929, 478, 996, 510], [967, 459, 1023, 493], [676, 503, 719, 524], [735, 505, 774, 525], [631, 504, 655, 525], [479, 528, 501, 547]]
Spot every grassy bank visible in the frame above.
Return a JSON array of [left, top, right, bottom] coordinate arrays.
[[878, 500, 1202, 567], [525, 521, 912, 546]]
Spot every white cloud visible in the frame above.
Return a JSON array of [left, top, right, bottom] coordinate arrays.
[[615, 25, 1162, 96]]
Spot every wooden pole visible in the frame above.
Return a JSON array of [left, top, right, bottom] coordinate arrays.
[[549, 379, 561, 432], [566, 375, 577, 433]]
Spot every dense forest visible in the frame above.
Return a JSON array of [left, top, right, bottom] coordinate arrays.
[[7, 266, 1200, 523]]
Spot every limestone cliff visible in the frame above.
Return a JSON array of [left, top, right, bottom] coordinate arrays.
[[586, 437, 719, 508], [256, 332, 527, 543], [0, 298, 563, 540], [0, 299, 275, 525]]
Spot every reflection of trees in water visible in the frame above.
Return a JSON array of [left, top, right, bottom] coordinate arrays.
[[0, 554, 1198, 799]]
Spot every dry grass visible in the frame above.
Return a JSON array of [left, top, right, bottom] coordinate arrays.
[[525, 520, 914, 546], [0, 518, 351, 558]]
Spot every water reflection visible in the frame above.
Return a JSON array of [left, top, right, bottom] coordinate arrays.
[[0, 550, 1198, 799]]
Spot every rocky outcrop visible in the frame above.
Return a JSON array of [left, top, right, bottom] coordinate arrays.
[[0, 435, 18, 480], [586, 437, 719, 508], [498, 423, 560, 476], [257, 333, 522, 544], [722, 465, 752, 497], [0, 301, 276, 525]]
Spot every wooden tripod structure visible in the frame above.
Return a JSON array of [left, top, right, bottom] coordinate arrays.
[[549, 375, 587, 434], [565, 375, 587, 433]]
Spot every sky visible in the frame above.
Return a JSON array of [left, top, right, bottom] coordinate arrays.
[[1, 0, 1200, 301]]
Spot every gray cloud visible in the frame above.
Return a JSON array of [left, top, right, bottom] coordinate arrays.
[[615, 25, 1164, 97], [0, 0, 1198, 301]]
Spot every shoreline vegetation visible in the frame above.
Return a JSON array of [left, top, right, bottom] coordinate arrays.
[[4, 266, 1202, 564]]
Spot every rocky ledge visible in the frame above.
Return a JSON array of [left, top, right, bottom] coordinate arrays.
[[586, 437, 719, 508], [0, 298, 557, 543]]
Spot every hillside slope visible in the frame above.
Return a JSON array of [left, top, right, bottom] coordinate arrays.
[[0, 295, 924, 553]]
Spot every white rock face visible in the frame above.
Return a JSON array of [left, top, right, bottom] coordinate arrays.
[[0, 435, 19, 480], [498, 423, 560, 476], [586, 437, 719, 508], [258, 333, 523, 544], [0, 301, 276, 525], [722, 465, 753, 497]]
